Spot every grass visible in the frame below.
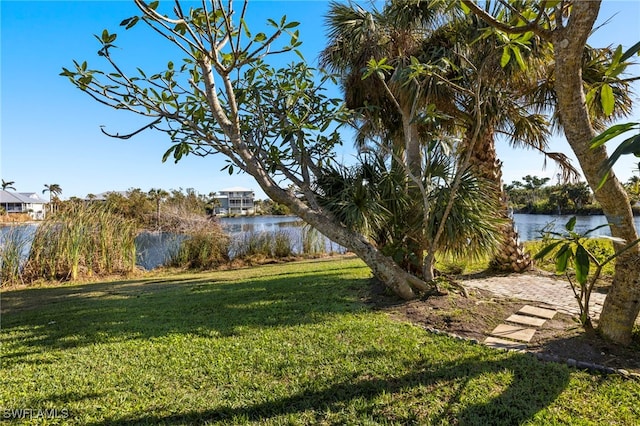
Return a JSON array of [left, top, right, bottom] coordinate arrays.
[[2, 257, 639, 425], [525, 238, 617, 278], [23, 204, 137, 282]]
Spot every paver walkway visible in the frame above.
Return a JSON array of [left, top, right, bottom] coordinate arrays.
[[460, 272, 606, 318], [484, 304, 558, 350]]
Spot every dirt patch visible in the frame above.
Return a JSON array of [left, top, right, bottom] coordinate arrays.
[[368, 279, 640, 374]]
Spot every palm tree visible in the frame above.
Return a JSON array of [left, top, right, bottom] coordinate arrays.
[[321, 1, 551, 273], [320, 1, 444, 176], [42, 184, 62, 213], [148, 188, 169, 230], [321, 1, 469, 277], [1, 179, 16, 191]]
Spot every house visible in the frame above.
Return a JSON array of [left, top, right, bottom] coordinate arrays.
[[214, 187, 255, 215], [0, 190, 48, 219]]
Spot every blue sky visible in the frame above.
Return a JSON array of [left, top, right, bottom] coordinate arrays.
[[1, 1, 639, 200]]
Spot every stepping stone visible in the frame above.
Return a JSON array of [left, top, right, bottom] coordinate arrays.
[[518, 305, 557, 320], [491, 324, 537, 342], [484, 337, 527, 351], [506, 314, 547, 327]]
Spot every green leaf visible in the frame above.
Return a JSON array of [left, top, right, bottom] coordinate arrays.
[[284, 21, 300, 29], [254, 32, 267, 43], [621, 40, 640, 62], [459, 1, 470, 14], [240, 18, 251, 39], [574, 245, 590, 285], [533, 240, 562, 260], [500, 46, 511, 67], [600, 133, 640, 180], [585, 87, 597, 107], [600, 83, 614, 117], [590, 122, 639, 148], [555, 244, 572, 274], [511, 45, 527, 71], [565, 216, 577, 232]]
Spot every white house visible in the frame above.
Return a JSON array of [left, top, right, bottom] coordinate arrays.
[[214, 187, 255, 215], [0, 190, 48, 219]]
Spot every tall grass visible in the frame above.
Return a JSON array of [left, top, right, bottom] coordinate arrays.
[[232, 230, 295, 260], [23, 204, 137, 281], [168, 228, 230, 269], [300, 225, 328, 256], [0, 226, 32, 286]]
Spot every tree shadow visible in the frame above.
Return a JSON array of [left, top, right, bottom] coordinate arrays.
[[1, 263, 369, 361], [88, 351, 571, 425], [3, 259, 573, 424]]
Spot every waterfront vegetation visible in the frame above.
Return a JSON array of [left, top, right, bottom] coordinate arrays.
[[24, 204, 137, 282], [2, 258, 639, 425], [0, 199, 338, 286], [505, 175, 640, 216]]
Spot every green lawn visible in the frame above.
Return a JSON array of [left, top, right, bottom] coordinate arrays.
[[1, 257, 639, 425]]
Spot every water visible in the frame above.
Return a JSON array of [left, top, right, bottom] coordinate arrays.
[[135, 232, 186, 270], [513, 213, 640, 241], [5, 214, 640, 272], [220, 215, 344, 257], [219, 215, 303, 233]]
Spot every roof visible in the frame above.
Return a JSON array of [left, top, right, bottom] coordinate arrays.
[[0, 190, 48, 204]]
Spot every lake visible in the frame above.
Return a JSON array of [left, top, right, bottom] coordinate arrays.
[[512, 213, 640, 241], [3, 214, 640, 271]]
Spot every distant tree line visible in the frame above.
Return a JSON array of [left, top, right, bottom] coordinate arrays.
[[505, 174, 640, 215], [60, 188, 290, 231]]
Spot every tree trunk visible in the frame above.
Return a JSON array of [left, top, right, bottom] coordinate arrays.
[[296, 199, 431, 300], [242, 158, 430, 301], [553, 1, 640, 344], [466, 127, 531, 272]]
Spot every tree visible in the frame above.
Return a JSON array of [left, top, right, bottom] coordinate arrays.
[[61, 0, 429, 299], [148, 188, 169, 230], [322, 1, 591, 275], [1, 179, 16, 191], [42, 183, 62, 213], [463, 0, 640, 344]]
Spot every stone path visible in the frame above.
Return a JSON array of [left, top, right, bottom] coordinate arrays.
[[483, 305, 557, 350], [460, 273, 606, 318], [458, 273, 608, 351]]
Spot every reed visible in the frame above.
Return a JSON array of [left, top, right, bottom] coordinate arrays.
[[24, 204, 137, 281], [168, 228, 230, 269], [300, 225, 327, 256], [0, 226, 31, 286], [232, 230, 295, 260]]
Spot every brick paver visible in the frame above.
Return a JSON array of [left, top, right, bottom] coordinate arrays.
[[506, 313, 546, 327], [483, 337, 527, 351], [518, 305, 557, 319], [490, 324, 537, 342], [460, 273, 606, 318]]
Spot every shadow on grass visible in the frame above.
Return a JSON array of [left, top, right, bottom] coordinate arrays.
[[1, 261, 369, 358], [89, 351, 570, 425], [2, 258, 575, 424]]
